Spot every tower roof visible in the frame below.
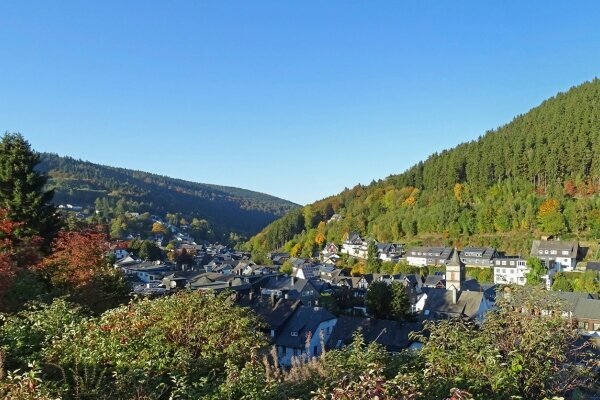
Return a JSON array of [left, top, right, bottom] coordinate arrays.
[[447, 248, 462, 267]]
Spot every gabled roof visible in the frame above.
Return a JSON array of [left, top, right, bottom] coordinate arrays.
[[326, 316, 421, 352], [237, 294, 301, 331], [421, 288, 485, 319], [406, 247, 453, 259], [460, 247, 496, 261], [573, 298, 600, 320], [530, 240, 578, 258], [275, 306, 336, 349], [345, 232, 364, 245], [424, 275, 445, 287]]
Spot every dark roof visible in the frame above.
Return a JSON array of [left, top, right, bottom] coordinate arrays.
[[275, 306, 336, 349], [460, 247, 496, 260], [326, 316, 421, 352], [530, 240, 578, 258], [406, 247, 453, 259], [573, 298, 600, 320], [461, 279, 497, 301], [424, 275, 445, 287], [586, 262, 600, 272], [237, 294, 301, 331], [421, 288, 485, 319]]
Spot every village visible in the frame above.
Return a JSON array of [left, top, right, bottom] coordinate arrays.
[[110, 228, 600, 367]]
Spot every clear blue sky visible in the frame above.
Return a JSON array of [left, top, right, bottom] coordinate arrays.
[[1, 1, 599, 205]]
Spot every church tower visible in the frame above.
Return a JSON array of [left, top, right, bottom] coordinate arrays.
[[445, 248, 465, 291]]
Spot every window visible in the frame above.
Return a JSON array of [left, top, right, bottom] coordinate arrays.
[[291, 331, 298, 337], [562, 250, 569, 255], [594, 323, 600, 331]]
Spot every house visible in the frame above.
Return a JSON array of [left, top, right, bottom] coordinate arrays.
[[322, 243, 339, 254], [269, 252, 290, 265], [189, 273, 252, 293], [406, 247, 454, 267], [328, 214, 342, 223], [573, 298, 600, 336], [274, 306, 337, 366], [321, 253, 341, 265], [504, 290, 600, 337], [237, 292, 301, 339], [129, 262, 174, 283], [530, 239, 579, 271], [377, 243, 403, 262], [459, 247, 497, 268], [327, 316, 422, 352], [423, 274, 445, 289], [340, 232, 368, 259], [259, 276, 328, 306], [493, 256, 528, 285], [292, 263, 319, 280], [417, 250, 491, 321], [317, 265, 346, 284], [418, 288, 491, 321]]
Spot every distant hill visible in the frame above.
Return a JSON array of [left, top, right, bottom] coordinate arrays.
[[37, 153, 299, 238], [247, 79, 600, 260]]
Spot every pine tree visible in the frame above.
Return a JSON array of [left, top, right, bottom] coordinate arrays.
[[365, 240, 381, 273], [389, 281, 410, 320], [0, 133, 60, 244]]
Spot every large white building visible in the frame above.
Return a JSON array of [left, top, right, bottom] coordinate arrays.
[[406, 247, 454, 267], [530, 239, 579, 272], [493, 257, 528, 285]]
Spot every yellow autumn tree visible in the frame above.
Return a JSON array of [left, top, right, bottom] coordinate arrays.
[[151, 222, 167, 234], [290, 243, 302, 257], [315, 232, 326, 247]]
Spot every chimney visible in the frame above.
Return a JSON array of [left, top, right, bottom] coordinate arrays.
[[249, 291, 254, 302], [270, 292, 276, 306], [451, 286, 458, 305], [291, 276, 296, 285]]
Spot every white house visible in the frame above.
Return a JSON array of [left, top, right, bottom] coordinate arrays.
[[406, 247, 454, 267], [493, 257, 528, 285], [530, 239, 579, 272], [340, 232, 368, 259]]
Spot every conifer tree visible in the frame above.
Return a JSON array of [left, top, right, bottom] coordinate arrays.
[[0, 133, 60, 244]]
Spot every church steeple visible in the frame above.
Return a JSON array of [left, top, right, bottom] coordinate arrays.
[[445, 248, 465, 291]]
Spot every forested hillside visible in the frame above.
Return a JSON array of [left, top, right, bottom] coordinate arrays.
[[37, 154, 298, 239], [247, 79, 600, 260]]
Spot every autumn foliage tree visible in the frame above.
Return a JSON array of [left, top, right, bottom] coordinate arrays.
[[41, 228, 128, 312], [0, 209, 43, 310]]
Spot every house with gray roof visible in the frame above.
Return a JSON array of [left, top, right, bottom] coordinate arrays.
[[259, 276, 328, 306], [326, 316, 421, 352], [459, 247, 497, 268], [530, 239, 579, 271], [417, 288, 490, 321], [406, 247, 454, 267], [274, 305, 337, 366]]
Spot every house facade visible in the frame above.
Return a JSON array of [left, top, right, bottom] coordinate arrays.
[[530, 239, 579, 271], [406, 247, 454, 267], [493, 257, 528, 285], [459, 247, 497, 268]]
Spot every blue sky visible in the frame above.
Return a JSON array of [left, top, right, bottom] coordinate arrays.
[[1, 1, 599, 205]]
